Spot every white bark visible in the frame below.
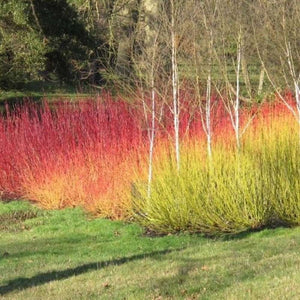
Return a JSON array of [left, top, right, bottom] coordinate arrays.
[[171, 0, 180, 171], [144, 31, 160, 197], [295, 82, 300, 120], [234, 34, 241, 150], [255, 4, 300, 145], [147, 75, 156, 197], [206, 73, 212, 158], [198, 3, 217, 159], [286, 41, 300, 134], [258, 68, 265, 95]]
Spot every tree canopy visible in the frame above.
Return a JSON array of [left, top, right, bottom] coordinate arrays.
[[0, 0, 299, 97]]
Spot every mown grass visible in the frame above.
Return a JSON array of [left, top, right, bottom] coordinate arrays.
[[0, 81, 93, 103], [1, 201, 300, 299]]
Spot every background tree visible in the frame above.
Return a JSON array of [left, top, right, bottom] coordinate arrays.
[[0, 0, 299, 100], [130, 0, 163, 197], [253, 0, 300, 140], [212, 0, 262, 150], [0, 0, 46, 88], [191, 0, 220, 158]]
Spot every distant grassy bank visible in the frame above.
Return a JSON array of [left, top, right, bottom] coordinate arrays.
[[0, 81, 97, 105]]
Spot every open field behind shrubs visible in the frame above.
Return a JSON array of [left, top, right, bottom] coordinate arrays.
[[0, 94, 299, 234]]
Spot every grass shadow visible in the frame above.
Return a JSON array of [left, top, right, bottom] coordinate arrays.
[[0, 248, 182, 295]]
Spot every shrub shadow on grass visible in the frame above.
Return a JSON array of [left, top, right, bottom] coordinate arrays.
[[141, 223, 290, 242], [0, 248, 181, 296], [216, 223, 292, 241], [146, 235, 300, 299]]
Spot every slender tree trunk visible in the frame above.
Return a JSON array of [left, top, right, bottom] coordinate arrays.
[[258, 67, 265, 95], [235, 32, 242, 151], [295, 81, 300, 145], [147, 74, 156, 197], [206, 27, 214, 159], [206, 71, 212, 158], [285, 39, 300, 145], [170, 0, 180, 171], [107, 0, 117, 69], [241, 53, 251, 97]]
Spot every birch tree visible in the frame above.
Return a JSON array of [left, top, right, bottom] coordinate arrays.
[[192, 0, 220, 158], [130, 0, 167, 197], [136, 35, 162, 198], [253, 0, 300, 141], [214, 0, 257, 151], [158, 0, 192, 170], [169, 0, 180, 170]]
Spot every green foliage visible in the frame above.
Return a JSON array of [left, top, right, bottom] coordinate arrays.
[[33, 0, 97, 82], [0, 0, 298, 94], [0, 0, 99, 89], [0, 1, 46, 88]]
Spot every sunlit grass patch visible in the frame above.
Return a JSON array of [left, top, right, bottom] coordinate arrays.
[[1, 201, 300, 299]]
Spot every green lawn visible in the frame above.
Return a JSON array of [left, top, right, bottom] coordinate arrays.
[[0, 81, 96, 105], [0, 91, 92, 105], [0, 201, 300, 299]]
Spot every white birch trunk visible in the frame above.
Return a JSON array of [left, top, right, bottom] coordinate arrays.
[[145, 30, 160, 198], [171, 0, 180, 171], [258, 68, 265, 95], [295, 81, 300, 145], [147, 75, 156, 197], [206, 73, 212, 158], [285, 41, 300, 144], [234, 33, 242, 150]]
